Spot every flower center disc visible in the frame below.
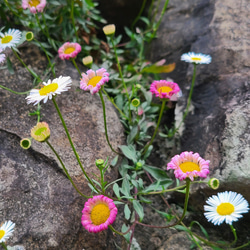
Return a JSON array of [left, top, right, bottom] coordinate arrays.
[[179, 161, 200, 173], [158, 86, 173, 94], [35, 127, 46, 135], [88, 76, 102, 87], [0, 230, 5, 240], [29, 0, 40, 7], [2, 35, 13, 44], [91, 203, 110, 225], [39, 83, 58, 96], [217, 202, 235, 215], [64, 47, 76, 54], [191, 57, 201, 61]]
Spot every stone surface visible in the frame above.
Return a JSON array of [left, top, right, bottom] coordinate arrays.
[[0, 46, 125, 249]]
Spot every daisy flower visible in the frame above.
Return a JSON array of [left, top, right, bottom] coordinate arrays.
[[0, 220, 15, 243], [58, 42, 82, 60], [80, 68, 109, 95], [167, 151, 210, 181], [0, 29, 22, 50], [26, 76, 72, 105], [150, 80, 181, 100], [22, 0, 46, 14], [81, 195, 118, 233], [181, 52, 212, 64], [204, 191, 249, 225], [0, 48, 6, 64], [31, 122, 50, 142]]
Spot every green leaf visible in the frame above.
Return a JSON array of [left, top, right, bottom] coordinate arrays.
[[113, 183, 120, 199], [143, 165, 169, 180], [121, 177, 131, 198], [111, 155, 119, 167], [143, 179, 173, 192], [85, 0, 94, 7], [133, 200, 144, 221], [119, 145, 137, 163], [127, 125, 138, 144], [141, 63, 176, 74], [6, 57, 14, 74], [124, 204, 131, 220], [190, 221, 209, 240]]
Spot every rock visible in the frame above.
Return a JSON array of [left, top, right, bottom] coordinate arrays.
[[0, 45, 125, 249]]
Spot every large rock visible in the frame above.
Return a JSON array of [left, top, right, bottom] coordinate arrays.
[[0, 45, 125, 249]]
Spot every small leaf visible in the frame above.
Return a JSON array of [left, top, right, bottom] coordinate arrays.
[[6, 57, 14, 74], [124, 204, 131, 220], [113, 183, 120, 199], [141, 63, 176, 74], [133, 200, 144, 221], [143, 165, 169, 180], [127, 125, 138, 144], [111, 155, 119, 167], [119, 145, 137, 163]]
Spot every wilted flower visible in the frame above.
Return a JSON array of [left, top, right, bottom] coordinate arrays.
[[80, 68, 109, 95], [31, 122, 50, 142], [150, 80, 180, 100], [167, 151, 210, 181], [204, 191, 249, 225], [181, 52, 212, 64], [22, 0, 46, 14], [26, 76, 72, 105], [81, 195, 118, 233], [0, 29, 22, 49], [58, 42, 81, 60], [0, 220, 15, 243], [82, 56, 93, 67]]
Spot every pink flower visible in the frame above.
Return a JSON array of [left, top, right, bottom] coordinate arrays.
[[81, 195, 118, 233], [58, 42, 81, 60], [0, 48, 6, 64], [138, 107, 144, 116], [80, 68, 109, 94], [150, 80, 180, 100], [167, 151, 210, 181], [22, 0, 46, 14]]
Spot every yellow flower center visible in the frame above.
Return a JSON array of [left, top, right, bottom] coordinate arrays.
[[179, 161, 200, 173], [39, 83, 58, 96], [191, 57, 201, 61], [88, 76, 102, 87], [64, 47, 76, 54], [34, 127, 47, 135], [1, 35, 13, 44], [90, 203, 110, 225], [158, 86, 173, 94], [0, 230, 5, 240], [29, 0, 40, 7], [217, 203, 235, 216]]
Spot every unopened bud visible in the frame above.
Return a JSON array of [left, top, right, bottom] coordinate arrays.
[[103, 24, 116, 36]]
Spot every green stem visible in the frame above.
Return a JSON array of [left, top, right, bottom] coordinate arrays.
[[132, 0, 147, 29], [177, 178, 191, 224], [142, 99, 166, 155], [71, 0, 79, 42], [230, 224, 238, 246], [102, 88, 129, 120], [34, 38, 55, 77], [99, 89, 121, 155], [35, 13, 49, 38], [0, 84, 30, 95], [150, 0, 169, 41], [1, 242, 8, 250], [52, 96, 99, 193], [71, 58, 82, 77], [37, 103, 41, 123], [176, 63, 197, 131], [11, 48, 41, 82], [110, 36, 131, 122], [46, 140, 90, 198], [41, 12, 51, 38]]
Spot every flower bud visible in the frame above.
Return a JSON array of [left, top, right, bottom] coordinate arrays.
[[131, 98, 140, 107], [26, 32, 34, 41], [20, 138, 31, 149], [82, 56, 93, 67], [103, 24, 116, 36], [208, 178, 220, 190]]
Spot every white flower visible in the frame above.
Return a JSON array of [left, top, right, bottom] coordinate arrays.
[[181, 52, 212, 64], [26, 76, 72, 105], [0, 220, 15, 243], [0, 48, 6, 64], [0, 29, 22, 49], [204, 191, 249, 225]]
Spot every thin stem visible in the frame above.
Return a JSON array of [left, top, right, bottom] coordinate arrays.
[[108, 224, 134, 236], [52, 96, 99, 193], [71, 58, 82, 77], [71, 0, 79, 42], [12, 48, 41, 81], [230, 224, 238, 246], [41, 12, 51, 38], [1, 242, 8, 250], [132, 0, 147, 29], [177, 178, 191, 224], [0, 84, 30, 95], [46, 140, 90, 198], [35, 13, 49, 38], [99, 89, 121, 155], [176, 63, 197, 132], [142, 99, 166, 155], [102, 88, 129, 120]]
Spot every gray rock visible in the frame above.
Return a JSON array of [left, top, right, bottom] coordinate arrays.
[[0, 46, 125, 249]]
